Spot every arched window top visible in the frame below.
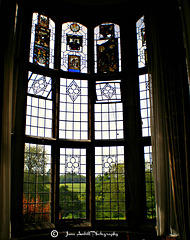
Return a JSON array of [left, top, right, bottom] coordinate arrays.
[[29, 13, 55, 69], [62, 22, 87, 36], [94, 22, 121, 73], [61, 22, 88, 73]]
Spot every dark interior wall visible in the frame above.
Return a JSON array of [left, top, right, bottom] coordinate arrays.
[[0, 0, 17, 239], [23, 0, 146, 26]]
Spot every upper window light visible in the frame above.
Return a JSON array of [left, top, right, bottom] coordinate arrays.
[[136, 16, 147, 68], [61, 22, 88, 73], [94, 23, 121, 74], [29, 13, 55, 69]]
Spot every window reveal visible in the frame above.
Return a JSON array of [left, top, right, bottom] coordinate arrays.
[[136, 16, 155, 220]]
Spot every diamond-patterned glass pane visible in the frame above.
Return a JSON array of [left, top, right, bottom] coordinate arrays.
[[66, 80, 81, 102]]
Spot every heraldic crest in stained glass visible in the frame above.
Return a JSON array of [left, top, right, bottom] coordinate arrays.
[[70, 23, 80, 32], [100, 24, 114, 39], [67, 34, 83, 51], [97, 38, 119, 73], [68, 55, 80, 72], [33, 14, 50, 67], [66, 80, 81, 102]]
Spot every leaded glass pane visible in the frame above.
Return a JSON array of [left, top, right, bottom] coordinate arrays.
[[95, 80, 123, 140], [23, 143, 51, 223], [94, 103, 124, 140], [61, 22, 87, 73], [59, 78, 88, 140], [28, 72, 52, 98], [96, 80, 121, 102], [29, 13, 55, 69], [94, 23, 121, 73], [136, 16, 147, 68], [59, 148, 86, 219], [95, 146, 126, 220], [144, 146, 156, 219], [139, 74, 151, 137], [25, 72, 53, 138]]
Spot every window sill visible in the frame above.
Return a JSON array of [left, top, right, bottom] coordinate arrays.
[[24, 222, 55, 232]]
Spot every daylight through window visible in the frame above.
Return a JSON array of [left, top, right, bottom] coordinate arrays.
[[22, 12, 154, 226]]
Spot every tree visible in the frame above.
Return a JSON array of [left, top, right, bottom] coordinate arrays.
[[60, 173, 86, 183], [145, 170, 156, 219], [24, 144, 48, 174], [23, 144, 51, 222], [59, 185, 86, 219], [23, 194, 50, 223], [23, 144, 51, 200], [95, 163, 126, 219]]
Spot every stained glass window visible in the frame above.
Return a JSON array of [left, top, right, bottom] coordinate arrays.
[[95, 146, 126, 220], [94, 23, 121, 73], [22, 11, 153, 227], [61, 22, 87, 73], [136, 16, 147, 68], [29, 13, 55, 69], [59, 78, 88, 140]]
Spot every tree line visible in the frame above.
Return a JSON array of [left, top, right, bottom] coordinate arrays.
[[23, 145, 155, 222]]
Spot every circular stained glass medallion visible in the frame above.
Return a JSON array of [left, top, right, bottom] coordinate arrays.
[[70, 23, 80, 32]]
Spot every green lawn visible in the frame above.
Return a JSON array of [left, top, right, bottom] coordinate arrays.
[[60, 183, 86, 192]]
